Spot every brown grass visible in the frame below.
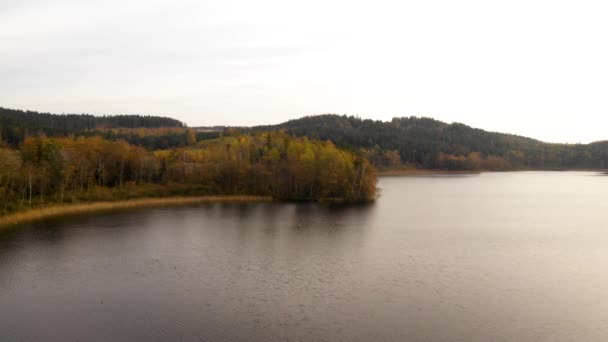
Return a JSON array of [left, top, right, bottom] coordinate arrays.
[[0, 196, 272, 230]]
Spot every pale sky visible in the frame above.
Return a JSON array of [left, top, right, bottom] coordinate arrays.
[[1, 0, 607, 143]]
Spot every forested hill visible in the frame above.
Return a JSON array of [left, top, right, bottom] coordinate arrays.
[[253, 114, 608, 170], [0, 107, 184, 144]]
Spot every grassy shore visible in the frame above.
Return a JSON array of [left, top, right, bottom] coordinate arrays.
[[0, 195, 272, 230]]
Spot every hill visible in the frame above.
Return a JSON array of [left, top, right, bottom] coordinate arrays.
[[0, 107, 184, 146], [253, 114, 608, 170]]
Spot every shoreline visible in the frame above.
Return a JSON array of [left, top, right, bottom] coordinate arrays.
[[0, 196, 273, 230], [377, 168, 608, 176], [377, 169, 482, 176]]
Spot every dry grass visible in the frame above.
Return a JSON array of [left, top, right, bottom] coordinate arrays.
[[0, 196, 272, 230]]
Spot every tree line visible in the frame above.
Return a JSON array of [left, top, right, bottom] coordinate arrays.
[[0, 107, 184, 147], [0, 132, 377, 215], [5, 108, 606, 173], [253, 114, 608, 170]]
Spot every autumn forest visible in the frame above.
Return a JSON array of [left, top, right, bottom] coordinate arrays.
[[0, 108, 377, 216]]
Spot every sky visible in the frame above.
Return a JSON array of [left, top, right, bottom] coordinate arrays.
[[1, 0, 607, 143]]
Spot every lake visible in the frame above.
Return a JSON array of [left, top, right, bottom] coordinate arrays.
[[2, 172, 608, 341]]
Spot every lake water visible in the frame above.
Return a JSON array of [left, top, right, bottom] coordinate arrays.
[[2, 172, 608, 341]]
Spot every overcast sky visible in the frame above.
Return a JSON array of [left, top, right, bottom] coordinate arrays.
[[1, 0, 607, 143]]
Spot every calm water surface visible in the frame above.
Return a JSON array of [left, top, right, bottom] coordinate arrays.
[[2, 172, 608, 341]]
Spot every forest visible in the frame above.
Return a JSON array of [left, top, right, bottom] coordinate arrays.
[[0, 107, 184, 147], [0, 107, 225, 150], [0, 130, 377, 215], [254, 115, 608, 170]]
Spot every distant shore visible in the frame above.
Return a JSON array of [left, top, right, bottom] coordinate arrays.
[[377, 169, 482, 176], [377, 168, 608, 176], [0, 196, 272, 230]]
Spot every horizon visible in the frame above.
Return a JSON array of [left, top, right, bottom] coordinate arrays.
[[2, 0, 608, 143]]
